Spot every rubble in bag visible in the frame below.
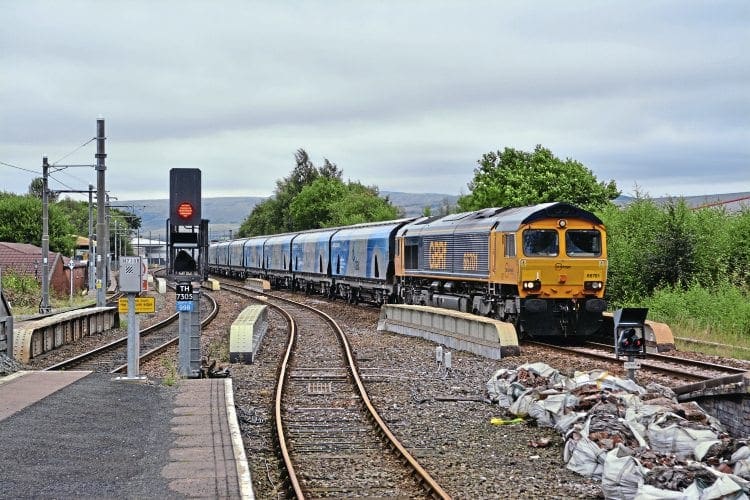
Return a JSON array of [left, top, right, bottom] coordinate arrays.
[[602, 445, 649, 500], [563, 429, 607, 480], [485, 362, 750, 498], [586, 400, 644, 451], [645, 412, 723, 460], [516, 362, 567, 388], [732, 445, 750, 480], [644, 463, 715, 492]]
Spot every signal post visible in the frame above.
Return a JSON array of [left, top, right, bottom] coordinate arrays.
[[614, 308, 649, 382], [116, 255, 154, 381], [168, 168, 208, 378]]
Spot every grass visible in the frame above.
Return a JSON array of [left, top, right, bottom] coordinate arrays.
[[206, 338, 229, 363], [161, 358, 179, 386], [637, 283, 750, 360], [11, 293, 97, 316]]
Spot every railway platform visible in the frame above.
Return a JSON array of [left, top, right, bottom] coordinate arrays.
[[0, 370, 253, 499]]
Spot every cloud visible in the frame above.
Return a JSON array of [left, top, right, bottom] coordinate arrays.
[[1, 1, 748, 201]]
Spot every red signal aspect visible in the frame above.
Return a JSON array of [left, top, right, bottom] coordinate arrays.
[[177, 202, 194, 220]]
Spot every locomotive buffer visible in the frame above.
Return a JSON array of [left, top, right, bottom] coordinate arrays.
[[168, 168, 209, 378]]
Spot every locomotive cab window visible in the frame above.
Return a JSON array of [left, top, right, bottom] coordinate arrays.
[[503, 233, 516, 257], [404, 238, 419, 269], [523, 229, 558, 257], [565, 230, 602, 256]]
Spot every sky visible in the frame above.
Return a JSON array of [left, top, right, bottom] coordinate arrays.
[[1, 1, 748, 204]]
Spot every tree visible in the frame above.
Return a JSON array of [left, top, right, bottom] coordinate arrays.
[[726, 207, 750, 287], [238, 197, 282, 237], [28, 177, 59, 202], [237, 149, 399, 236], [328, 182, 401, 226], [56, 197, 91, 235], [642, 200, 698, 292], [457, 145, 619, 212], [0, 193, 75, 254], [289, 177, 347, 230]]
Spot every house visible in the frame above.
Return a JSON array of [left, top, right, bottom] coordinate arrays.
[[130, 237, 167, 266], [0, 242, 87, 296]]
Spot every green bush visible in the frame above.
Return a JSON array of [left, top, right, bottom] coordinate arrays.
[[1, 269, 41, 309], [601, 197, 750, 341], [642, 282, 750, 340]]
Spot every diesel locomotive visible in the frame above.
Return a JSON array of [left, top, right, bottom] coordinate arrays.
[[208, 202, 608, 338]]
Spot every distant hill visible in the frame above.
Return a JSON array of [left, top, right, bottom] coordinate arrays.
[[126, 191, 748, 241], [124, 191, 460, 240], [122, 196, 266, 241], [614, 192, 750, 212]]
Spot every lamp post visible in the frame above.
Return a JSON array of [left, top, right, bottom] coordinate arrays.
[[68, 258, 75, 304]]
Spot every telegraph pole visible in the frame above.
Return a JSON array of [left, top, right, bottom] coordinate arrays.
[[95, 118, 107, 307], [88, 184, 95, 292], [40, 157, 51, 313]]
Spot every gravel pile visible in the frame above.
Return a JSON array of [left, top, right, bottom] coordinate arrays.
[[1, 353, 22, 376]]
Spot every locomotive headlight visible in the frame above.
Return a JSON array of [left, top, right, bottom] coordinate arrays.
[[558, 219, 567, 228], [584, 281, 603, 290], [523, 280, 541, 291]]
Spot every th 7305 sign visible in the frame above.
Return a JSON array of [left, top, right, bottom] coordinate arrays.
[[176, 283, 193, 301]]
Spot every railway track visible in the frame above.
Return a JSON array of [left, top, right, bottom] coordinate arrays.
[[221, 281, 450, 499], [44, 292, 218, 373], [525, 340, 749, 381]]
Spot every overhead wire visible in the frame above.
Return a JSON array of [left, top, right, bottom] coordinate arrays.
[[0, 160, 39, 175], [51, 137, 95, 166], [2, 136, 98, 196], [48, 174, 77, 192]]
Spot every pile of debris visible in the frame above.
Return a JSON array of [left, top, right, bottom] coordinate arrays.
[[487, 363, 750, 499], [199, 357, 230, 378]]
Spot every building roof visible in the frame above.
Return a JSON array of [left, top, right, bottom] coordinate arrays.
[[0, 242, 63, 277]]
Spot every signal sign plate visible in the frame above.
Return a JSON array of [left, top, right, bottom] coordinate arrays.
[[118, 297, 156, 314], [176, 301, 195, 312], [176, 283, 193, 301]]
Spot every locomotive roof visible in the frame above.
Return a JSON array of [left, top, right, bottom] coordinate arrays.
[[398, 202, 602, 236], [496, 202, 603, 230]]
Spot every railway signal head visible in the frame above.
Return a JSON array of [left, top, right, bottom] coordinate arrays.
[[617, 327, 645, 356], [170, 168, 201, 226], [613, 307, 649, 358]]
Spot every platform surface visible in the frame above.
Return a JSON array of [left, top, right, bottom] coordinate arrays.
[[0, 371, 253, 499]]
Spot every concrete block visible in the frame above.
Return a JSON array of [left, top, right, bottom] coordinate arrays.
[[229, 305, 267, 363], [377, 304, 519, 359]]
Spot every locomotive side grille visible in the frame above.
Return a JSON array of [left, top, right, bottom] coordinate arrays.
[[452, 232, 489, 278]]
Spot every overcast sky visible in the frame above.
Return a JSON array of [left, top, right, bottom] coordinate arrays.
[[1, 1, 748, 204]]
